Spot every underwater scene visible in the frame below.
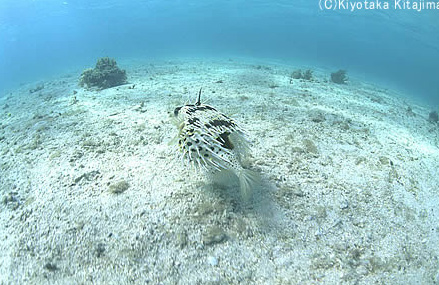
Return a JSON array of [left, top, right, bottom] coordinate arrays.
[[1, 0, 439, 284]]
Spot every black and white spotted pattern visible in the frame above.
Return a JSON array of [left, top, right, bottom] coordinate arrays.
[[173, 102, 248, 172]]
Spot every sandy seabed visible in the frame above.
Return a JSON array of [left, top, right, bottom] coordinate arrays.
[[0, 58, 438, 284]]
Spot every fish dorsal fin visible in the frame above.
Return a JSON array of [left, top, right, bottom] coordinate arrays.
[[195, 88, 202, 106]]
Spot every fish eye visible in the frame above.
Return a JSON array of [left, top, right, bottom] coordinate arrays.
[[174, 106, 182, 117]]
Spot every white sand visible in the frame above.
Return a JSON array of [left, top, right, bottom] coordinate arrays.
[[0, 58, 438, 284]]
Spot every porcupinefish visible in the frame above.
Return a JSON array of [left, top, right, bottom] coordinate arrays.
[[171, 88, 259, 200]]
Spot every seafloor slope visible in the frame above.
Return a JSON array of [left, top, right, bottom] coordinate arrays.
[[0, 58, 438, 284]]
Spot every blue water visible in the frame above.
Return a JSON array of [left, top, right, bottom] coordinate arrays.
[[1, 0, 438, 106]]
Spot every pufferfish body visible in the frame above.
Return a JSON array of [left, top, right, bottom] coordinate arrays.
[[171, 89, 259, 200]]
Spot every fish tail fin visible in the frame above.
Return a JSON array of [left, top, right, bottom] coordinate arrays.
[[238, 169, 261, 201], [168, 135, 179, 146]]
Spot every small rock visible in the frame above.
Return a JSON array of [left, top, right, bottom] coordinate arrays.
[[279, 185, 304, 199], [2, 192, 21, 210], [74, 170, 100, 184], [207, 256, 218, 266], [44, 262, 58, 272], [428, 111, 438, 123], [291, 69, 302, 80], [378, 156, 390, 165], [340, 200, 349, 210], [356, 265, 368, 276], [314, 206, 327, 219], [95, 243, 106, 257], [309, 111, 326, 123], [303, 139, 318, 154], [291, 146, 305, 153], [292, 187, 304, 197], [176, 230, 188, 249], [29, 84, 44, 94], [203, 226, 226, 245], [109, 180, 129, 194]]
